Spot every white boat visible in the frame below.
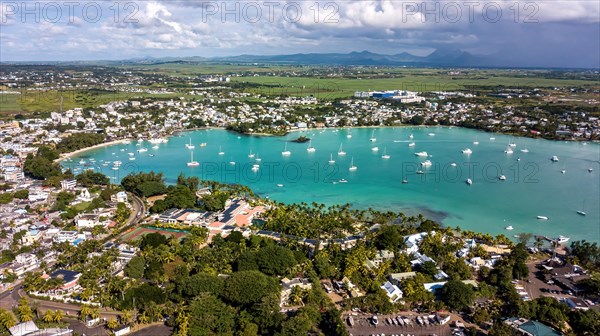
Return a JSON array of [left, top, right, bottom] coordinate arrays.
[[337, 143, 346, 156], [577, 200, 587, 216], [338, 179, 348, 183], [306, 140, 316, 153], [137, 148, 148, 153], [346, 130, 352, 138], [489, 137, 496, 140], [148, 154, 155, 157], [229, 160, 236, 165], [420, 160, 432, 167], [152, 145, 159, 149], [415, 151, 428, 157], [408, 142, 415, 147], [537, 216, 549, 220], [129, 157, 136, 161], [111, 166, 119, 170], [551, 156, 559, 162], [248, 150, 255, 158], [520, 149, 529, 153], [255, 154, 262, 162], [381, 147, 390, 159], [505, 226, 514, 230], [371, 146, 379, 152], [409, 134, 414, 139], [509, 143, 517, 147], [473, 141, 479, 145], [251, 165, 259, 172], [120, 149, 125, 152], [79, 159, 86, 165], [128, 153, 134, 156], [185, 138, 195, 149], [123, 140, 131, 144], [277, 184, 284, 187], [556, 236, 570, 244], [282, 143, 291, 156], [450, 162, 457, 167], [369, 130, 376, 142], [349, 157, 357, 171], [113, 161, 122, 166], [402, 179, 408, 184], [561, 169, 566, 174], [504, 147, 513, 154], [200, 143, 207, 147], [588, 168, 593, 173], [466, 178, 473, 185], [499, 175, 507, 181], [187, 152, 199, 167], [462, 148, 472, 154], [218, 146, 225, 155], [328, 154, 335, 165], [148, 138, 168, 144], [416, 170, 424, 174], [428, 133, 435, 136]]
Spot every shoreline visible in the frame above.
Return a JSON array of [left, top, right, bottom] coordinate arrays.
[[54, 139, 130, 163]]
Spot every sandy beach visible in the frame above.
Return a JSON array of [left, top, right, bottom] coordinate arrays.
[[55, 139, 130, 163]]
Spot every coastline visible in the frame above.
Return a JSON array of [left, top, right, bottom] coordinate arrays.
[[55, 139, 130, 163]]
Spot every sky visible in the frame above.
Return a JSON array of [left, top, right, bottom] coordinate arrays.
[[0, 0, 599, 68]]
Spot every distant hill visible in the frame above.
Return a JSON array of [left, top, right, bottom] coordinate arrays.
[[0, 49, 527, 68]]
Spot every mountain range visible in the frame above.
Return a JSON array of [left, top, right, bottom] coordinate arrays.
[[122, 49, 501, 67]]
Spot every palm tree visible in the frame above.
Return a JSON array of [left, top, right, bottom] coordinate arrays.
[[120, 310, 132, 325], [78, 305, 91, 321], [53, 310, 63, 323], [17, 297, 33, 322], [0, 309, 17, 330], [42, 310, 54, 323], [137, 312, 149, 325], [106, 317, 119, 330], [90, 307, 100, 320]]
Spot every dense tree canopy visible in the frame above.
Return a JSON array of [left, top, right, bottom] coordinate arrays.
[[439, 280, 476, 312], [56, 133, 105, 153], [222, 270, 280, 307], [121, 171, 166, 197]]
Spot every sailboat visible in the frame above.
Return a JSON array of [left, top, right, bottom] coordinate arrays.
[[371, 146, 379, 152], [218, 146, 225, 155], [306, 140, 316, 153], [348, 157, 357, 171], [328, 153, 335, 165], [248, 150, 255, 158], [381, 147, 390, 159], [409, 134, 414, 139], [187, 152, 199, 167], [229, 157, 236, 165], [346, 130, 352, 138], [282, 143, 291, 156], [369, 130, 376, 142], [185, 138, 195, 149], [255, 153, 262, 162], [577, 200, 587, 216], [337, 143, 346, 156]]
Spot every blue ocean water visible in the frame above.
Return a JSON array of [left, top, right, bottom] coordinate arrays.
[[64, 127, 600, 242]]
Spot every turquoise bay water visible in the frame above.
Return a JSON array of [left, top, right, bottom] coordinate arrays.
[[64, 127, 600, 242]]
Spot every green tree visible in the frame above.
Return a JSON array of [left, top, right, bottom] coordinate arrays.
[[188, 293, 236, 335], [106, 317, 119, 330], [222, 270, 280, 307], [124, 256, 145, 279], [13, 189, 29, 200], [439, 280, 476, 312], [42, 310, 54, 323], [17, 297, 33, 322], [0, 308, 17, 330]]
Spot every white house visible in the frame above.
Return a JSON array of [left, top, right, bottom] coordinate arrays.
[[76, 214, 101, 228], [113, 325, 131, 336], [380, 281, 403, 303], [111, 191, 128, 203], [60, 179, 77, 190]]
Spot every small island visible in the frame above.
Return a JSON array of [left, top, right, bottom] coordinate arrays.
[[291, 136, 310, 143]]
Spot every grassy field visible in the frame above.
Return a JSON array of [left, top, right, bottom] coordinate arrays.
[[0, 89, 185, 115], [231, 74, 600, 99]]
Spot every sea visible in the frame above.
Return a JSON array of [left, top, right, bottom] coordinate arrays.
[[63, 127, 600, 242]]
